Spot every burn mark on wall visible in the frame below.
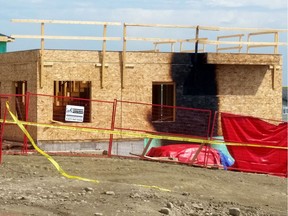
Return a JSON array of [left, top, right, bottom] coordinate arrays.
[[151, 53, 219, 138]]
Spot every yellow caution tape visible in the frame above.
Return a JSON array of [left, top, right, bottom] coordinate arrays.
[[0, 116, 287, 150], [2, 100, 285, 192], [4, 101, 172, 192], [5, 101, 99, 184]]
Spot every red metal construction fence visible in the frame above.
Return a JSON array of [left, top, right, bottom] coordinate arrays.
[[0, 93, 287, 177]]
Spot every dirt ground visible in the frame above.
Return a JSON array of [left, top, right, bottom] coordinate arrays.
[[0, 154, 287, 216]]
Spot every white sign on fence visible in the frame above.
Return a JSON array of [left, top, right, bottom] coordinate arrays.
[[65, 105, 85, 122]]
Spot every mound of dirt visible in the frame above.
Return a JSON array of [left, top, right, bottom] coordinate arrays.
[[0, 154, 287, 216]]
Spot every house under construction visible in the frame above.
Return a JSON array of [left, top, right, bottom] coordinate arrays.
[[0, 19, 286, 154]]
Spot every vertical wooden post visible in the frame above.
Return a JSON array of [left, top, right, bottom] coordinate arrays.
[[141, 138, 153, 159], [216, 37, 219, 53], [246, 34, 251, 53], [22, 92, 30, 154], [171, 43, 174, 52], [101, 24, 107, 89], [122, 24, 127, 89], [40, 22, 45, 88], [194, 26, 199, 64], [189, 143, 206, 165], [238, 35, 243, 53], [21, 82, 25, 103], [154, 43, 158, 52], [55, 81, 59, 105], [64, 82, 67, 97], [0, 100, 8, 164], [274, 32, 279, 54], [180, 42, 183, 52], [108, 99, 117, 157]]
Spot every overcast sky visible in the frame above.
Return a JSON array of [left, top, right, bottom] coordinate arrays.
[[1, 0, 287, 84]]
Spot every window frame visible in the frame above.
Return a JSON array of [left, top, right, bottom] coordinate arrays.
[[152, 82, 176, 122], [53, 81, 92, 123], [15, 81, 27, 121]]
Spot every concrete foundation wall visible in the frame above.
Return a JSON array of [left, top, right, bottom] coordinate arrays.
[[37, 139, 144, 156]]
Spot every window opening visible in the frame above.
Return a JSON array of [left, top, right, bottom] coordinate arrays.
[[15, 81, 27, 120], [152, 83, 175, 121], [53, 81, 91, 123]]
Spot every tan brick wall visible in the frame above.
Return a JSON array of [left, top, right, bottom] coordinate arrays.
[[216, 64, 282, 120], [207, 53, 282, 65], [0, 50, 283, 142], [36, 51, 176, 141], [0, 50, 38, 141]]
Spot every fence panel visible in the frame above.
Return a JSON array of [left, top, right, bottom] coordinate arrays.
[[25, 93, 115, 152], [0, 95, 29, 158], [114, 100, 212, 139], [2, 92, 286, 177]]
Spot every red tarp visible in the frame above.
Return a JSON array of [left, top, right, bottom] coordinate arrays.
[[221, 113, 288, 177], [146, 144, 221, 166]]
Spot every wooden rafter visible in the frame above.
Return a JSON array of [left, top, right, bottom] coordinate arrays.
[[11, 19, 121, 26], [11, 35, 121, 41]]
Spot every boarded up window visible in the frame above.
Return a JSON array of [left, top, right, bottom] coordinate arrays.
[[15, 81, 27, 120], [152, 83, 175, 121], [53, 81, 91, 123]]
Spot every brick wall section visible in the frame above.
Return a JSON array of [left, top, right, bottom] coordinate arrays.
[[0, 50, 38, 141], [0, 50, 282, 142], [216, 64, 282, 120], [206, 53, 282, 65]]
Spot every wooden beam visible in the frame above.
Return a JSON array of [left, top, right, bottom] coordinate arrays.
[[178, 38, 208, 42], [141, 138, 153, 159], [154, 43, 158, 52], [217, 34, 244, 39], [0, 36, 14, 42], [180, 49, 205, 53], [0, 37, 8, 42], [11, 19, 121, 26], [194, 25, 199, 57], [122, 24, 127, 89], [180, 42, 183, 52], [199, 25, 288, 32], [189, 143, 206, 165], [101, 25, 107, 89], [248, 31, 278, 36], [153, 40, 177, 44], [124, 23, 288, 32], [124, 23, 197, 28], [40, 22, 44, 89], [11, 35, 121, 41], [200, 39, 287, 46], [125, 37, 178, 42], [171, 43, 174, 52], [153, 41, 176, 52], [247, 44, 278, 48], [217, 46, 243, 51], [217, 34, 243, 53], [274, 32, 279, 54]]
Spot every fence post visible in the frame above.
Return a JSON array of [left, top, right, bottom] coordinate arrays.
[[202, 110, 213, 168], [0, 98, 8, 164], [206, 110, 212, 139], [210, 111, 218, 140], [108, 99, 117, 157], [205, 111, 219, 168], [22, 92, 30, 154]]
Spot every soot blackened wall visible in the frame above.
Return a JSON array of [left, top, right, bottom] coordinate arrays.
[[152, 53, 218, 138]]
